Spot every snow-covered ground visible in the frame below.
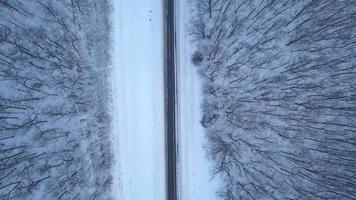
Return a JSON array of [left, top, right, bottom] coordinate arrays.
[[110, 0, 166, 199], [176, 0, 222, 199], [109, 0, 220, 198]]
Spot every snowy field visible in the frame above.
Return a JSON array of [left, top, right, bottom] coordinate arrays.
[[110, 0, 166, 199], [177, 0, 221, 199]]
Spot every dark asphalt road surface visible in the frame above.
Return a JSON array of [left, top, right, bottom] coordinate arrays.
[[164, 0, 177, 200]]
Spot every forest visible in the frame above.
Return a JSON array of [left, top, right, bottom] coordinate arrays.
[[0, 0, 113, 199], [1, 0, 356, 199], [189, 0, 356, 199]]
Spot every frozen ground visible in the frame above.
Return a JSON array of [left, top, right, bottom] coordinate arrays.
[[177, 0, 221, 199], [110, 0, 166, 199]]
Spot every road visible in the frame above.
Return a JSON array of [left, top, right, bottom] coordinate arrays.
[[164, 0, 177, 199]]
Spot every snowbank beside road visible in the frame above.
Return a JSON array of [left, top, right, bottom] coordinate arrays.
[[177, 0, 221, 199], [110, 0, 165, 199]]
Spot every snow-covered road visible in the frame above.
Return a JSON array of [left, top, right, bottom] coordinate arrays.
[[109, 0, 220, 199], [110, 0, 166, 199]]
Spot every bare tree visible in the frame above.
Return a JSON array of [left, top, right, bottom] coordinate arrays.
[[190, 0, 356, 199], [0, 0, 113, 199]]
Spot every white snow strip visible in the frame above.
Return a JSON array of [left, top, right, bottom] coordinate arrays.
[[177, 0, 222, 199], [110, 0, 166, 199]]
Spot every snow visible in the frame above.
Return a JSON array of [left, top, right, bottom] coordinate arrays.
[[176, 0, 222, 199], [110, 0, 166, 199], [109, 0, 221, 198]]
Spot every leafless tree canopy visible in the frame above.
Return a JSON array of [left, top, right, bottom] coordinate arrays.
[[0, 0, 113, 199], [190, 0, 356, 199]]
